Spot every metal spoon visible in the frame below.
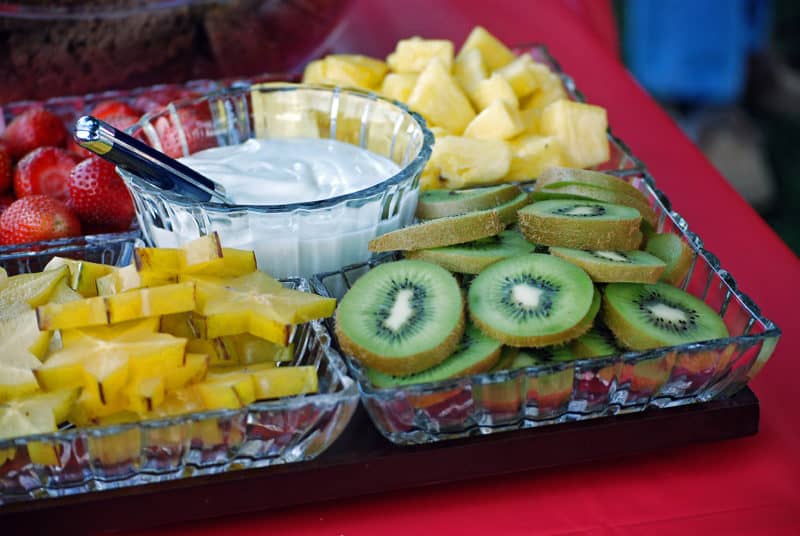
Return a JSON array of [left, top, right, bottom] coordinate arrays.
[[73, 115, 229, 203]]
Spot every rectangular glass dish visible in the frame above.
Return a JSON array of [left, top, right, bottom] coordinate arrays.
[[312, 171, 780, 445], [0, 241, 358, 505]]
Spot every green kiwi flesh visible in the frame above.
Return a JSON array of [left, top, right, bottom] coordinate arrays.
[[489, 346, 520, 371], [369, 209, 504, 252], [335, 260, 465, 375], [510, 345, 576, 368], [405, 230, 535, 274], [645, 233, 694, 286], [416, 184, 523, 219], [538, 167, 648, 202], [532, 182, 657, 226], [468, 254, 595, 347], [494, 191, 532, 224], [570, 326, 623, 358], [365, 322, 502, 387], [602, 282, 730, 350], [549, 247, 666, 283]]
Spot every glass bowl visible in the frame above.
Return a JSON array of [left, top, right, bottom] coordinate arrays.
[[0, 238, 358, 504], [0, 0, 350, 104], [121, 84, 434, 279], [312, 172, 780, 445]]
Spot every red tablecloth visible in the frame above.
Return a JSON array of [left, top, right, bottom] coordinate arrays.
[[129, 1, 800, 534]]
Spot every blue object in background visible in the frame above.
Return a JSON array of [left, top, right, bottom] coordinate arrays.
[[624, 0, 771, 103]]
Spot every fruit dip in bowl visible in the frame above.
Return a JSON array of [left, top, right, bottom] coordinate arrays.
[[120, 84, 433, 278]]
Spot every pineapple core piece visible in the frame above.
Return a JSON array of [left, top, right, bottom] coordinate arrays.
[[539, 99, 610, 169], [387, 36, 455, 73], [407, 58, 476, 135]]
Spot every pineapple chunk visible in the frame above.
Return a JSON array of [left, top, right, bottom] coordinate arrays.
[[464, 100, 524, 140], [387, 36, 454, 73], [457, 26, 515, 72], [302, 55, 388, 90], [520, 106, 543, 134], [539, 100, 609, 168], [453, 48, 488, 95], [407, 58, 475, 135], [44, 257, 114, 298], [419, 160, 443, 191], [380, 73, 419, 102], [469, 73, 518, 111], [505, 135, 567, 181], [495, 55, 540, 99], [432, 136, 512, 188], [521, 63, 568, 110]]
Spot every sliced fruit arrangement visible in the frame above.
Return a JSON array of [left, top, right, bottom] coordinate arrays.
[[336, 179, 728, 388], [302, 26, 610, 190], [0, 233, 333, 444]]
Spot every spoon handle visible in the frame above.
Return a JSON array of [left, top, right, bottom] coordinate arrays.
[[74, 116, 229, 204]]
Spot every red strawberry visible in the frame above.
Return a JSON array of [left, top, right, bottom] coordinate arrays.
[[132, 88, 199, 114], [67, 156, 135, 231], [0, 145, 11, 193], [0, 195, 81, 245], [153, 108, 214, 158], [0, 194, 14, 217], [2, 108, 68, 159], [14, 147, 79, 201]]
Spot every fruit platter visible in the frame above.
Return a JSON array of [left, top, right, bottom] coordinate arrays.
[[0, 26, 780, 529]]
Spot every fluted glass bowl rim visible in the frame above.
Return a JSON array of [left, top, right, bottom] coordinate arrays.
[[123, 84, 435, 213]]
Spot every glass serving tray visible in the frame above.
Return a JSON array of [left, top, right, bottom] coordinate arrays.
[[0, 241, 358, 505], [312, 170, 781, 445]]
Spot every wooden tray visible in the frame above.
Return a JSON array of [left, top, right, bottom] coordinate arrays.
[[1, 388, 759, 535]]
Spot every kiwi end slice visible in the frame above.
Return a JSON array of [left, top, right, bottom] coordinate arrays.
[[645, 233, 694, 286], [405, 230, 536, 274], [602, 282, 730, 350], [369, 209, 504, 252], [416, 184, 523, 219], [365, 322, 503, 388], [468, 253, 595, 347], [570, 326, 623, 358], [335, 260, 465, 375], [538, 167, 650, 204], [549, 247, 666, 283]]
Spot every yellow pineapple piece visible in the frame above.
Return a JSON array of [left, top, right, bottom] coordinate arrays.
[[407, 58, 475, 135], [457, 26, 515, 72], [453, 48, 488, 95], [495, 55, 540, 99], [106, 281, 195, 324], [380, 73, 419, 102], [0, 265, 68, 317], [521, 63, 567, 111], [387, 36, 454, 73], [36, 295, 108, 330], [520, 106, 543, 134], [469, 73, 518, 111], [303, 55, 388, 90], [463, 100, 524, 140], [539, 99, 609, 168], [164, 353, 208, 390], [506, 135, 567, 181], [251, 366, 318, 400], [432, 135, 512, 188], [419, 160, 443, 191]]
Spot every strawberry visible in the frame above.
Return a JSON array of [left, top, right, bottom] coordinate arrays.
[[2, 108, 68, 160], [69, 100, 143, 159], [13, 147, 79, 201], [0, 195, 81, 245], [0, 194, 14, 217], [0, 145, 11, 194], [153, 107, 214, 158], [67, 156, 135, 231], [132, 88, 199, 114]]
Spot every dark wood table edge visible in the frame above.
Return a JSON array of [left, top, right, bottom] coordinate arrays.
[[1, 388, 759, 534]]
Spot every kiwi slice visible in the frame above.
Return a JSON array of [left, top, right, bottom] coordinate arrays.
[[416, 184, 523, 219], [468, 254, 595, 347], [570, 326, 623, 358], [602, 282, 730, 350], [538, 167, 650, 204], [489, 346, 520, 371], [365, 322, 503, 388], [405, 230, 535, 274], [335, 260, 465, 375], [510, 345, 575, 368], [369, 209, 504, 252], [549, 247, 666, 283], [494, 191, 532, 225], [532, 182, 657, 226], [645, 233, 693, 286], [518, 200, 641, 251]]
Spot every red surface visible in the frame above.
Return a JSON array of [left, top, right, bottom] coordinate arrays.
[[124, 1, 800, 534]]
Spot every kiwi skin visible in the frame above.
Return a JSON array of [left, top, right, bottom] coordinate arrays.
[[645, 233, 693, 286], [416, 184, 523, 219], [368, 209, 504, 252], [548, 247, 666, 284], [335, 307, 466, 376]]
